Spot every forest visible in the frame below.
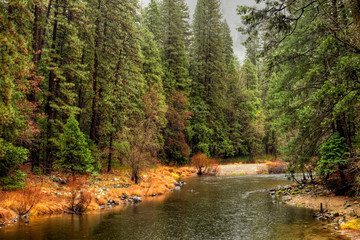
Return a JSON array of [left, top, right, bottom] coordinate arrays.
[[0, 0, 359, 197]]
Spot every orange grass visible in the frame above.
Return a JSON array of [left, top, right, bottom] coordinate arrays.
[[0, 165, 196, 224], [265, 160, 287, 174], [0, 207, 16, 223]]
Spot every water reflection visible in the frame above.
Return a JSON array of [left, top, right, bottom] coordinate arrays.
[[0, 175, 349, 240]]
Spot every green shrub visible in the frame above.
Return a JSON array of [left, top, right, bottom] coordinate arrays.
[[0, 139, 28, 190], [317, 132, 350, 176], [0, 170, 26, 190], [32, 166, 42, 175]]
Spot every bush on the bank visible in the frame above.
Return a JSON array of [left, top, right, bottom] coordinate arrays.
[[0, 139, 28, 190], [67, 177, 92, 214], [266, 160, 287, 174], [317, 132, 350, 176], [191, 152, 218, 175]]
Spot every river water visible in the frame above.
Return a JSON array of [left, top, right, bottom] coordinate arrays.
[[0, 175, 349, 240]]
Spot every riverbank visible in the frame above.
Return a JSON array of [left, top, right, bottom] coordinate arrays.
[[217, 160, 286, 176], [0, 165, 196, 227], [271, 184, 360, 239]]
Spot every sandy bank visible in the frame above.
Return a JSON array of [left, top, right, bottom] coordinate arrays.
[[217, 163, 268, 175]]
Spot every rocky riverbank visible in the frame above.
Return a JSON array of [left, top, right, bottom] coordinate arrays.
[[0, 166, 195, 227], [270, 184, 360, 239]]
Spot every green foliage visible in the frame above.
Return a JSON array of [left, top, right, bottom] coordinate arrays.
[[0, 139, 28, 190], [238, 0, 360, 187], [317, 133, 350, 176], [0, 170, 26, 191], [56, 114, 94, 174]]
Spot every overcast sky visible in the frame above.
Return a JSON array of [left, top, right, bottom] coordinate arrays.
[[140, 0, 259, 63]]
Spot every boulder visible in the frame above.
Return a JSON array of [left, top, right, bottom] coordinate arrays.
[[120, 194, 128, 200], [128, 196, 142, 204], [282, 196, 292, 201]]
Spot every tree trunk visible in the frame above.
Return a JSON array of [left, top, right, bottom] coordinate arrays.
[[348, 0, 360, 48], [77, 46, 86, 123], [33, 3, 42, 64], [38, 0, 53, 61], [44, 0, 59, 174], [107, 131, 113, 172], [340, 112, 353, 154], [90, 0, 101, 143]]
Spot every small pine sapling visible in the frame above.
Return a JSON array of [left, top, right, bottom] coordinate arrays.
[[56, 114, 95, 179]]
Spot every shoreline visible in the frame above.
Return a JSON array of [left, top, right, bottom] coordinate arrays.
[[0, 165, 196, 228], [271, 184, 360, 240], [0, 162, 274, 228]]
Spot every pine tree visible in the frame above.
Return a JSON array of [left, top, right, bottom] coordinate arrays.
[[143, 0, 163, 44], [189, 0, 233, 157], [222, 21, 234, 68], [160, 0, 191, 94], [40, 0, 87, 172], [57, 114, 94, 176], [97, 0, 146, 172], [0, 0, 34, 188], [160, 0, 192, 164]]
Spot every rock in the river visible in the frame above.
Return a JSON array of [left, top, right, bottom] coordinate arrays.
[[282, 196, 292, 201], [128, 196, 142, 204], [174, 186, 181, 191], [175, 181, 186, 187], [121, 193, 128, 200]]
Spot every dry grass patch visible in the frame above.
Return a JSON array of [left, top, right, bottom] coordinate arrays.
[[3, 188, 44, 217], [0, 207, 16, 223]]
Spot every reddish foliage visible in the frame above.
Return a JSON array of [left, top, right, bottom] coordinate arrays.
[[164, 91, 192, 163], [15, 68, 44, 143], [142, 89, 160, 120], [191, 152, 219, 175]]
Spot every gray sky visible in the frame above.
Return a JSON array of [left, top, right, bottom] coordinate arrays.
[[140, 0, 258, 63]]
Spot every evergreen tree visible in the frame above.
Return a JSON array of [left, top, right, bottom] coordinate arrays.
[[0, 0, 34, 188], [57, 114, 94, 175], [143, 0, 163, 44], [222, 21, 234, 68], [160, 0, 192, 164], [160, 0, 191, 94], [190, 0, 233, 157]]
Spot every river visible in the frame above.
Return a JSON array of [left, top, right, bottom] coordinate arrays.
[[0, 175, 349, 240]]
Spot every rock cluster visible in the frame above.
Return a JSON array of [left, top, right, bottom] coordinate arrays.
[[100, 181, 186, 209]]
